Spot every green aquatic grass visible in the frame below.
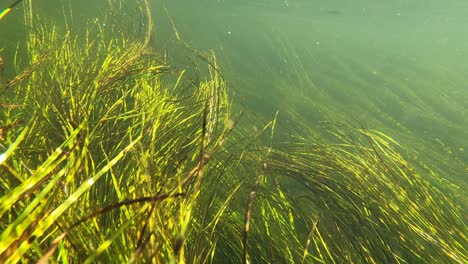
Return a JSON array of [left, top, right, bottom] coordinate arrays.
[[0, 1, 467, 263], [263, 125, 466, 263], [0, 1, 237, 262]]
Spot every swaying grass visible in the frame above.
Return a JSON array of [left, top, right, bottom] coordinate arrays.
[[263, 124, 466, 263], [0, 2, 236, 262], [0, 1, 466, 263]]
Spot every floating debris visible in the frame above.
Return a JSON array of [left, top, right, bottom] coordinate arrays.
[[224, 118, 235, 130], [0, 55, 4, 90]]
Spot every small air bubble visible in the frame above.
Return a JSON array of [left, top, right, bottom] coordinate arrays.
[[87, 178, 94, 186]]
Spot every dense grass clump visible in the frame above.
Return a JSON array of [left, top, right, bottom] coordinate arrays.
[[0, 6, 238, 262], [0, 2, 466, 263]]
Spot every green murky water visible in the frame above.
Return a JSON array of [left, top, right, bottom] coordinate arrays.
[[160, 0, 468, 180], [0, 1, 466, 262], [1, 0, 466, 189]]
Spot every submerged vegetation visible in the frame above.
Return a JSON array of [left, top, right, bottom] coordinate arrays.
[[0, 1, 466, 263]]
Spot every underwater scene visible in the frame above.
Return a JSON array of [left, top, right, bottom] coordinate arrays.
[[0, 0, 466, 263]]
